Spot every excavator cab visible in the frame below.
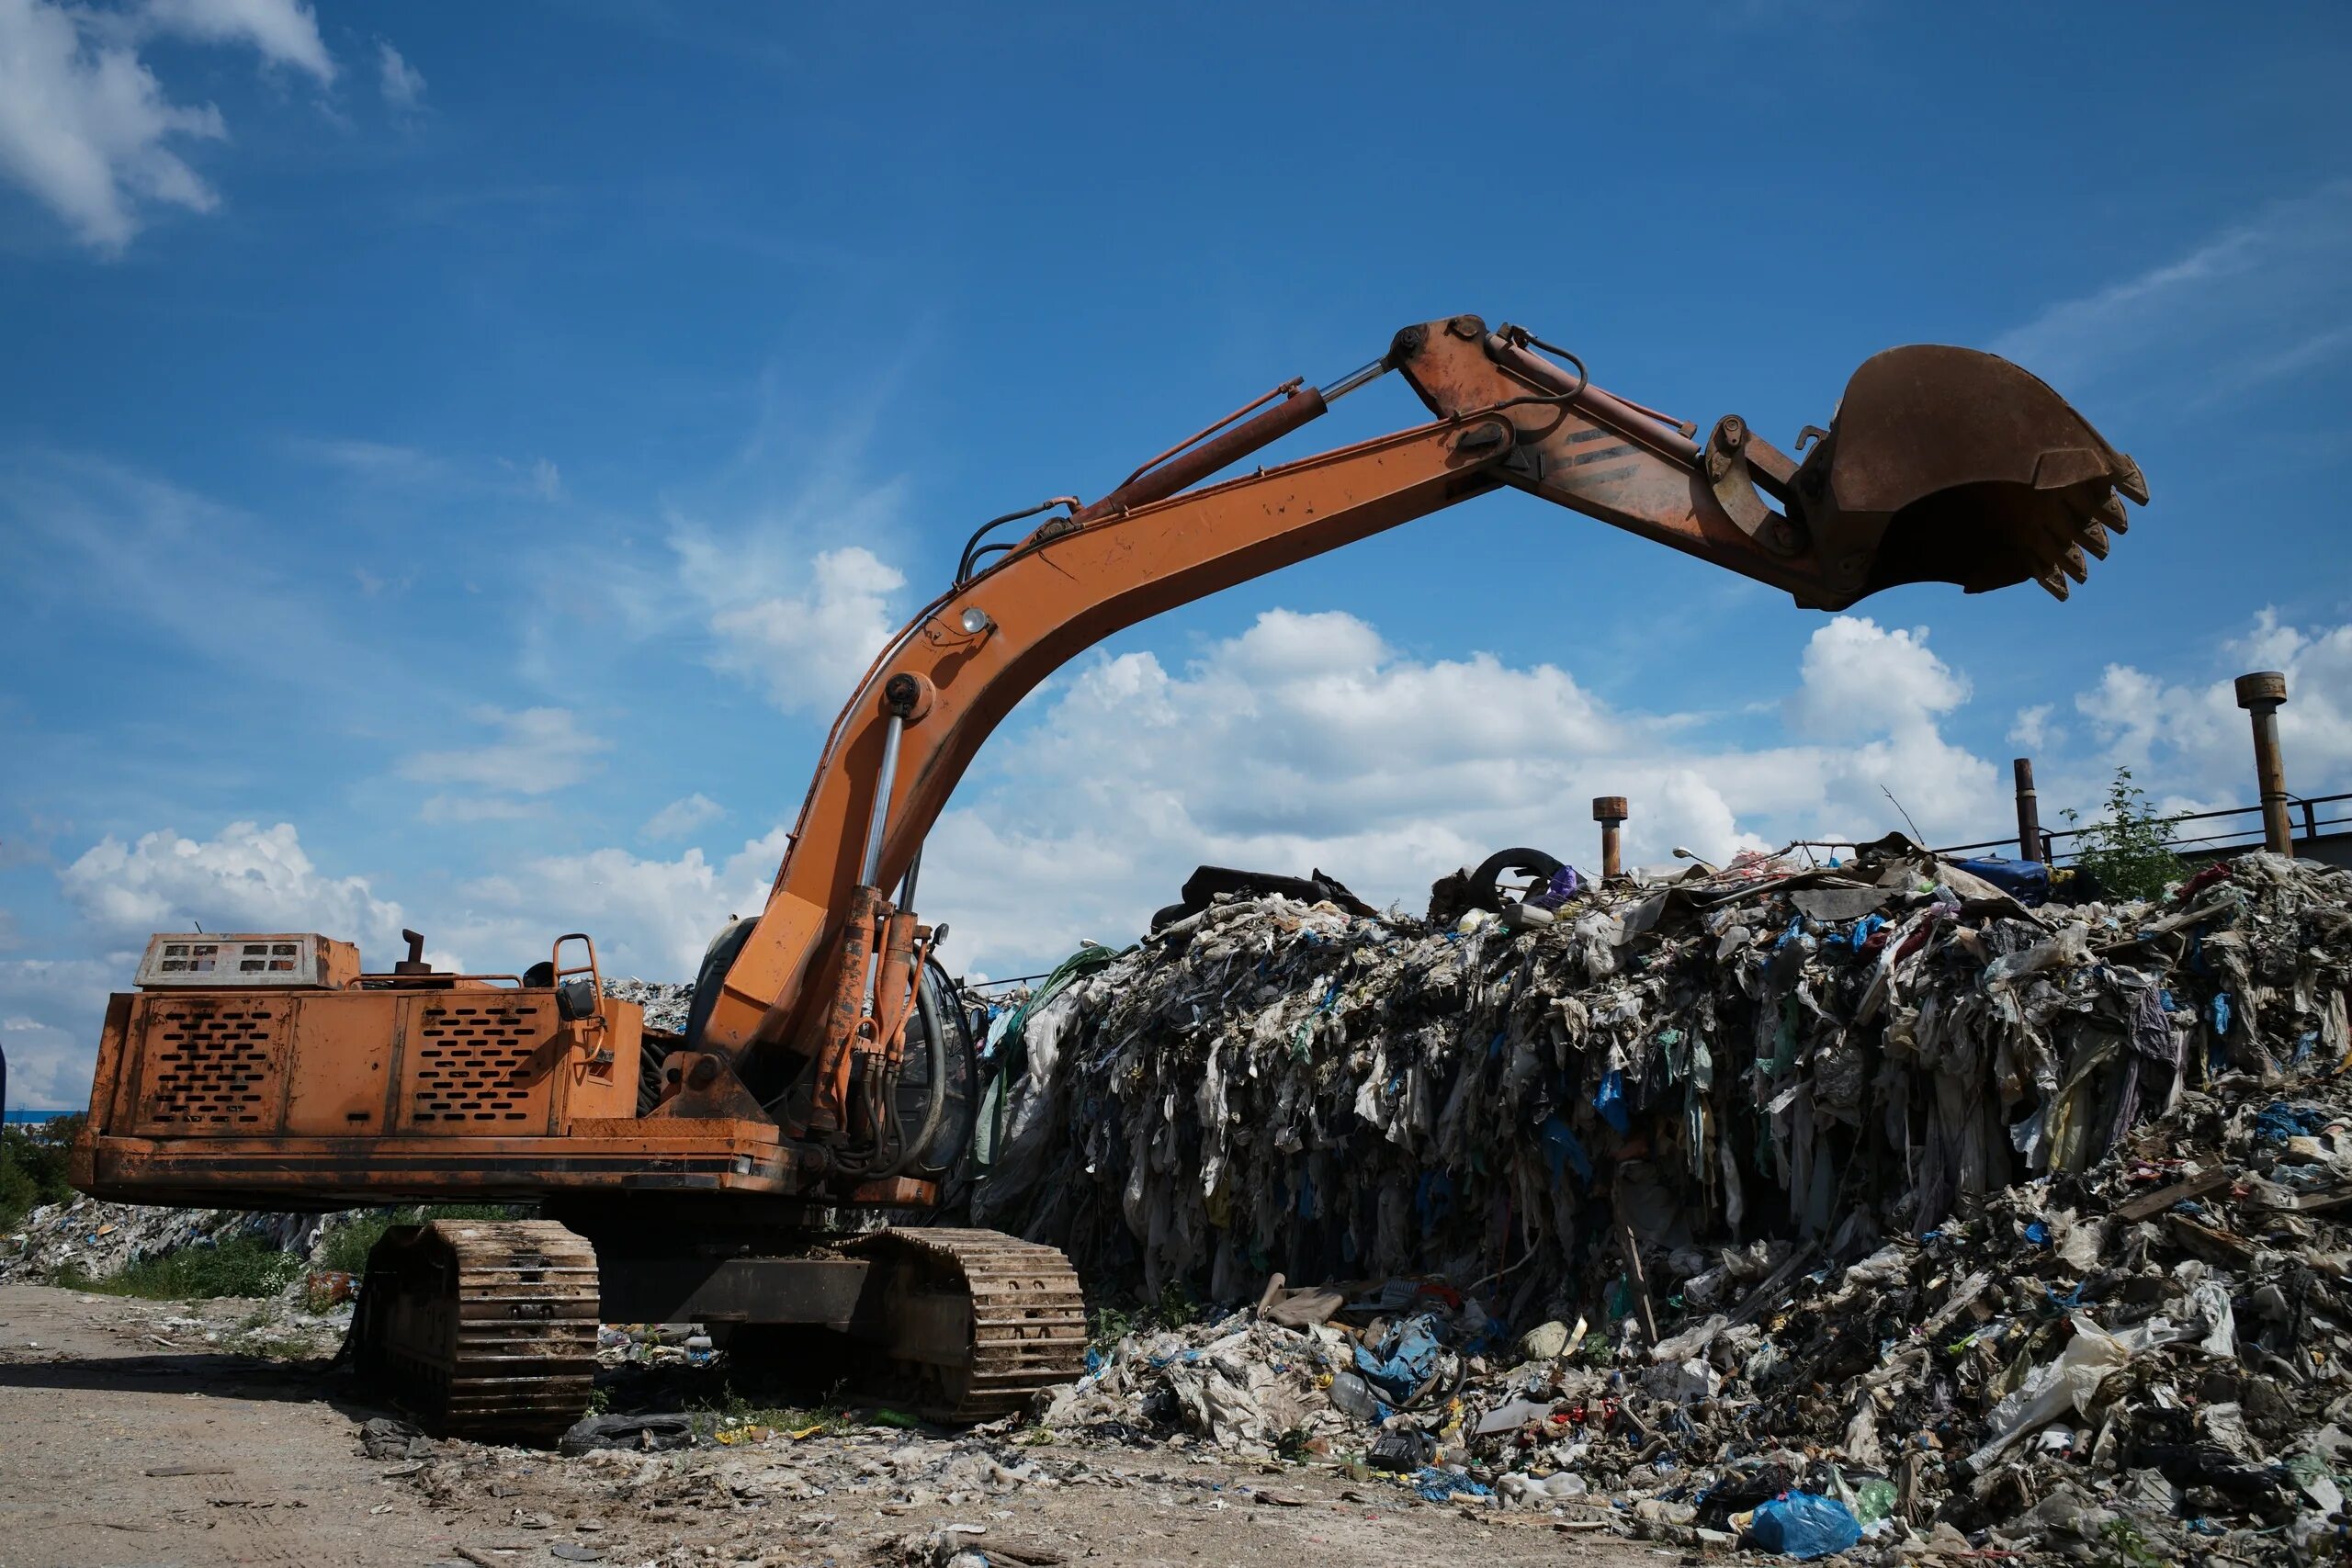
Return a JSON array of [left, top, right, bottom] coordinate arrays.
[[1803, 345, 2148, 603]]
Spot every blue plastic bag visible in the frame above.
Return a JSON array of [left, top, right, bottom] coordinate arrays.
[[1593, 1069, 1630, 1134], [1748, 1491, 1860, 1559], [1352, 1313, 1442, 1402]]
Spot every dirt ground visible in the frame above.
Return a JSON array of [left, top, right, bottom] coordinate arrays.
[[0, 1285, 1668, 1568]]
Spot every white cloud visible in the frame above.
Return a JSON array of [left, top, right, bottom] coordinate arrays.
[[1990, 180, 2352, 404], [526, 457, 560, 501], [681, 540, 908, 715], [2064, 610, 2352, 818], [447, 830, 789, 981], [0, 957, 120, 1110], [376, 39, 423, 107], [1782, 617, 1968, 741], [398, 706, 608, 798], [642, 793, 724, 841], [417, 794, 543, 826], [0, 0, 225, 250], [0, 0, 334, 252], [916, 610, 1999, 976], [292, 437, 447, 482], [143, 0, 333, 82], [2009, 704, 2059, 750], [57, 820, 407, 951]]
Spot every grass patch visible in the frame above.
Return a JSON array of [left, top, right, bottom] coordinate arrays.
[[316, 1203, 531, 1275], [56, 1234, 304, 1301]]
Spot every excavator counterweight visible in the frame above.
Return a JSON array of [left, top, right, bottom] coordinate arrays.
[[71, 310, 2143, 1440]]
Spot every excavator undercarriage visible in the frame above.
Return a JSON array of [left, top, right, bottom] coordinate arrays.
[[71, 311, 2144, 1441]]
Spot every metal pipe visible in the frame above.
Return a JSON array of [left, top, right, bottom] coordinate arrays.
[[2013, 758, 2042, 863], [1317, 356, 1390, 403], [899, 846, 923, 910], [2234, 671, 2294, 857], [859, 711, 908, 886], [1486, 336, 1702, 461], [1070, 388, 1329, 524], [1593, 795, 1627, 881]]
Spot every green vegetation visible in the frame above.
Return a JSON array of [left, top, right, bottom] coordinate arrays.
[[314, 1203, 530, 1275], [2064, 767, 2188, 902], [2096, 1517, 2168, 1568], [56, 1233, 303, 1300], [0, 1113, 84, 1234], [1086, 1280, 1204, 1350]]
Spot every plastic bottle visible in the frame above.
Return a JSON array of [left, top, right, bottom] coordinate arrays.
[[1328, 1370, 1383, 1422]]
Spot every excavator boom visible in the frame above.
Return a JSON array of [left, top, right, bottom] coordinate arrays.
[[676, 313, 2143, 1112]]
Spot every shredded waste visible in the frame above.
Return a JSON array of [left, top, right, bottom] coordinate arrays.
[[971, 845, 2352, 1559]]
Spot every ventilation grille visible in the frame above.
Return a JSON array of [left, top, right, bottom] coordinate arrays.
[[146, 1006, 282, 1125], [411, 1003, 548, 1124]]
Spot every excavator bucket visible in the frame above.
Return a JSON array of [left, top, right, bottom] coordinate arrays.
[[1806, 345, 2148, 601]]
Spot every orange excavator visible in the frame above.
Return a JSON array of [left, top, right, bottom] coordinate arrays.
[[71, 314, 2145, 1438]]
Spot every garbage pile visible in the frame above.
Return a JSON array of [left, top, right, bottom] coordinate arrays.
[[967, 847, 2352, 1556], [0, 1190, 323, 1282], [1038, 1070, 2352, 1558], [971, 846, 2349, 1306], [605, 976, 694, 1034]]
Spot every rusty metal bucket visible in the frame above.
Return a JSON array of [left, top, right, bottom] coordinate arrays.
[[1804, 346, 2148, 601]]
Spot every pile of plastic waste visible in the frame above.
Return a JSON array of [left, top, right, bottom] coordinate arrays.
[[968, 846, 2352, 1557], [605, 976, 694, 1034], [1, 1191, 324, 1281], [1035, 1069, 2352, 1558]]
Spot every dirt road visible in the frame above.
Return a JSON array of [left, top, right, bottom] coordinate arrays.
[[0, 1285, 1661, 1568]]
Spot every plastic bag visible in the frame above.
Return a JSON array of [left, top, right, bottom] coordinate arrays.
[[1964, 1313, 2131, 1472], [1748, 1491, 1861, 1559]]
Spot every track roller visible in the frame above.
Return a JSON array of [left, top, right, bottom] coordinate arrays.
[[853, 1227, 1088, 1423], [353, 1218, 600, 1442]]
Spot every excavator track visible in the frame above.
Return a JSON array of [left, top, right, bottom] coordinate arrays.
[[354, 1219, 599, 1442], [857, 1227, 1089, 1423]]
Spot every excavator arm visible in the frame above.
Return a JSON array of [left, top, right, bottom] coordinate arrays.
[[669, 312, 2145, 1156]]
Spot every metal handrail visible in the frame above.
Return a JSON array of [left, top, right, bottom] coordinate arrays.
[[1929, 789, 2352, 864]]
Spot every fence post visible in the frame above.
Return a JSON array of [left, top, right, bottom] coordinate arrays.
[[2233, 671, 2294, 857], [2013, 758, 2042, 863]]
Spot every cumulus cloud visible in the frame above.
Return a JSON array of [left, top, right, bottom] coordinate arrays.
[[642, 793, 725, 841], [682, 541, 907, 715], [398, 706, 608, 799], [57, 820, 407, 950], [917, 610, 1999, 976], [0, 0, 334, 251], [2062, 610, 2352, 817], [1782, 618, 1968, 741], [376, 39, 423, 107], [447, 829, 789, 981]]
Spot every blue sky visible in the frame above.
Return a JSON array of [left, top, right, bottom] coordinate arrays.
[[4, 1, 2350, 1108]]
